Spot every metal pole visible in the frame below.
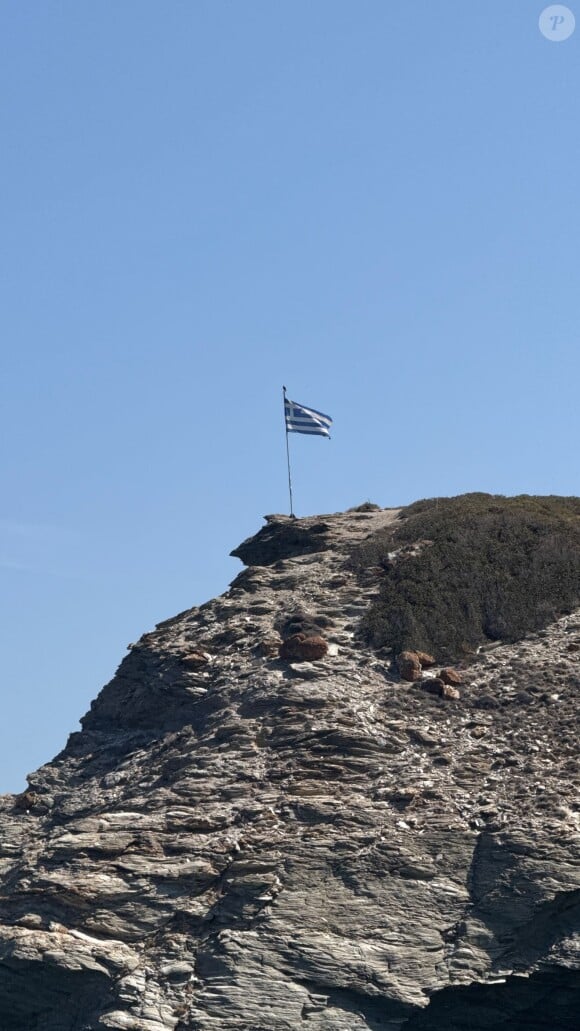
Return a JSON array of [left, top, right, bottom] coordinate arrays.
[[283, 385, 294, 517]]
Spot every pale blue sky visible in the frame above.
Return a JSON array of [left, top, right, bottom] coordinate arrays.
[[1, 2, 579, 791]]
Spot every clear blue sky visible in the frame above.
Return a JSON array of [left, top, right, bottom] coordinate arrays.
[[1, 2, 579, 792]]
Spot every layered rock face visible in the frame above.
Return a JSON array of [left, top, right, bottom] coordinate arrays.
[[0, 505, 579, 1030]]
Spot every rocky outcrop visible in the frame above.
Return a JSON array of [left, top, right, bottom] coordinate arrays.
[[230, 514, 333, 566], [0, 503, 578, 1030]]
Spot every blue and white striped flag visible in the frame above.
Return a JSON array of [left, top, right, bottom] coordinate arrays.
[[284, 396, 332, 437]]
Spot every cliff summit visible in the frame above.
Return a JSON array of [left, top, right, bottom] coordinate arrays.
[[0, 496, 579, 1030]]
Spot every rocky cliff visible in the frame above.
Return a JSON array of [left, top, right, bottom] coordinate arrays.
[[0, 501, 579, 1030]]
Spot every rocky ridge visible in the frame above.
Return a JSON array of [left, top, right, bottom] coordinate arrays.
[[0, 505, 578, 1029]]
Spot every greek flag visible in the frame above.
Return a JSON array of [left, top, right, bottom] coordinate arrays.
[[284, 396, 332, 437]]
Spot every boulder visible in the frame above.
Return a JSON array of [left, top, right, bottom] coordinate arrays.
[[421, 678, 460, 701], [439, 667, 463, 686], [415, 651, 437, 668], [397, 650, 422, 682], [279, 634, 328, 662]]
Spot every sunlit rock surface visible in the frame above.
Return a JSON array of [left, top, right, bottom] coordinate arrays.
[[0, 504, 578, 1029]]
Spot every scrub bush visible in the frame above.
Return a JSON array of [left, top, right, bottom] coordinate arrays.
[[351, 494, 580, 660]]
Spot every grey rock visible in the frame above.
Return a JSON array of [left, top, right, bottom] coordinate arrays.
[[0, 505, 578, 1029]]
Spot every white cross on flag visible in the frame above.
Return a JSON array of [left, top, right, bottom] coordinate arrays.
[[284, 397, 332, 437]]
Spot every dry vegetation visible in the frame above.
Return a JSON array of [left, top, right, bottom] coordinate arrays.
[[351, 493, 580, 660]]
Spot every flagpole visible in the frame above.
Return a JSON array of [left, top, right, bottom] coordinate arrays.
[[283, 385, 294, 517]]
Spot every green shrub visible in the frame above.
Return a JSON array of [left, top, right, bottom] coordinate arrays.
[[351, 494, 580, 660]]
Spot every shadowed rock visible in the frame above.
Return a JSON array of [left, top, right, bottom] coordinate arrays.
[[231, 515, 332, 566]]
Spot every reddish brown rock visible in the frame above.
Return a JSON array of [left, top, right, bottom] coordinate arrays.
[[415, 651, 437, 668], [397, 651, 422, 682], [279, 634, 328, 662], [439, 667, 463, 686], [420, 677, 460, 701]]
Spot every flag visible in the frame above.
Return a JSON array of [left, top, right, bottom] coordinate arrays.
[[284, 396, 332, 437]]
